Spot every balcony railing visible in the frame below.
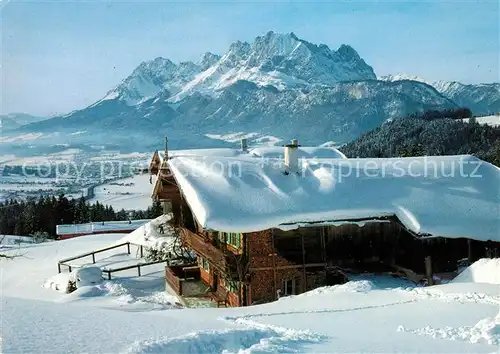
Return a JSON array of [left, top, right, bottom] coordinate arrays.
[[180, 228, 226, 270]]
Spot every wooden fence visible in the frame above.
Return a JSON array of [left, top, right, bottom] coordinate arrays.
[[57, 242, 132, 273], [58, 242, 146, 271], [57, 241, 166, 280], [102, 259, 166, 280]]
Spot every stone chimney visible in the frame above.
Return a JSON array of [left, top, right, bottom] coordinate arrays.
[[241, 138, 248, 153], [284, 139, 300, 172]]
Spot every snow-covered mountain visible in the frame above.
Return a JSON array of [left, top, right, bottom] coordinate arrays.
[[102, 31, 377, 105], [100, 57, 201, 105], [380, 74, 500, 115], [14, 32, 462, 150]]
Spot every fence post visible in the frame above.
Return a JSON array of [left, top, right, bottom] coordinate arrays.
[[140, 245, 143, 258], [108, 271, 111, 280], [138, 265, 141, 277], [68, 265, 72, 273], [424, 256, 434, 286], [58, 263, 61, 274], [92, 253, 96, 264], [127, 243, 131, 255]]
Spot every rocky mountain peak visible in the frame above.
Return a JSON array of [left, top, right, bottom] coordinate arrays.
[[199, 52, 221, 70]]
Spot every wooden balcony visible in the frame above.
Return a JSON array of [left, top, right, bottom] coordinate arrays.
[[157, 182, 180, 200], [153, 175, 181, 201], [180, 228, 226, 270], [165, 264, 210, 297]]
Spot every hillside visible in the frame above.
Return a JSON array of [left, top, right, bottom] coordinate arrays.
[[380, 75, 500, 116], [0, 113, 47, 132], [341, 111, 500, 166]]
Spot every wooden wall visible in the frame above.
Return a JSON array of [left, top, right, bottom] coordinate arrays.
[[199, 261, 212, 286], [245, 220, 430, 305], [247, 230, 303, 304]]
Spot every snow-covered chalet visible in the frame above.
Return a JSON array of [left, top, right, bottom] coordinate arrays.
[[149, 138, 500, 307]]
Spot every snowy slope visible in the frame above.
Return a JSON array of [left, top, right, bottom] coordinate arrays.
[[2, 234, 500, 353], [101, 58, 201, 105], [462, 114, 500, 127], [168, 154, 500, 240]]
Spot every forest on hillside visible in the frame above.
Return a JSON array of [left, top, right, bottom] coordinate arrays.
[[0, 196, 163, 238], [341, 109, 500, 167]]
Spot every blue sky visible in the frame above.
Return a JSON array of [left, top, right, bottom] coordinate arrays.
[[2, 0, 499, 116]]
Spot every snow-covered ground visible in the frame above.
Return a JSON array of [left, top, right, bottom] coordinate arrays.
[[462, 115, 500, 127], [0, 235, 37, 251], [88, 173, 153, 211], [118, 214, 173, 248], [1, 230, 500, 353]]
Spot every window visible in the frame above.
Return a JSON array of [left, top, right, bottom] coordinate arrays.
[[218, 232, 226, 244], [282, 278, 298, 296], [199, 257, 210, 272], [221, 278, 239, 293], [216, 232, 242, 250], [225, 232, 241, 249]]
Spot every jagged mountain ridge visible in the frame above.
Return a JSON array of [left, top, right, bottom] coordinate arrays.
[[18, 31, 462, 149], [380, 74, 500, 115], [101, 31, 377, 105]]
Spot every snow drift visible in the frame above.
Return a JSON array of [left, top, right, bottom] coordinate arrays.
[[452, 258, 500, 285]]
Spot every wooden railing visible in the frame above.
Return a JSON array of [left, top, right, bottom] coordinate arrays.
[[102, 260, 166, 280], [57, 241, 165, 280], [165, 266, 182, 294], [180, 228, 226, 270], [57, 242, 132, 273]]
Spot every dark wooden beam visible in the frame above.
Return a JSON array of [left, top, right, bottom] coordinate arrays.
[[301, 233, 306, 292], [249, 263, 328, 272], [424, 256, 434, 286], [272, 229, 277, 300]]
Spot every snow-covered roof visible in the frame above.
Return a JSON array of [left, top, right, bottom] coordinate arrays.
[[155, 148, 246, 164], [169, 148, 245, 158], [157, 146, 346, 163], [249, 146, 346, 159], [168, 154, 500, 241]]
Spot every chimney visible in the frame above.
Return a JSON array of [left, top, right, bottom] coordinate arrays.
[[241, 138, 248, 153], [284, 139, 300, 172]]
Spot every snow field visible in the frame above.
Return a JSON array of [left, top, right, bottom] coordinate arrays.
[[2, 232, 500, 353], [398, 309, 500, 346], [462, 115, 500, 127], [88, 173, 153, 211]]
